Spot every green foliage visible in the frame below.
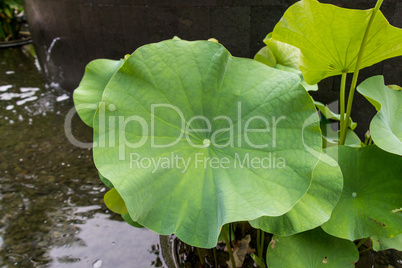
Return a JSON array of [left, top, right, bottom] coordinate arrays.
[[250, 154, 343, 236], [266, 228, 359, 268], [92, 39, 322, 248], [272, 0, 402, 84], [322, 146, 402, 240], [371, 235, 402, 251], [73, 0, 402, 265], [254, 35, 318, 92], [104, 188, 128, 215], [0, 0, 23, 41], [73, 58, 125, 127], [357, 76, 402, 155]]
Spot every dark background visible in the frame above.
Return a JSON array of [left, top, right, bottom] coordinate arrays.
[[23, 0, 402, 135]]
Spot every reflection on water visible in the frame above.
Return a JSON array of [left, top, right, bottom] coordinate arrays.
[[0, 46, 163, 267]]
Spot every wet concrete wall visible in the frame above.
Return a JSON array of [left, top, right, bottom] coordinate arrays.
[[23, 0, 402, 134]]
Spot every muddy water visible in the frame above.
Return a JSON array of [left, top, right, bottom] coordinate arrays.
[[0, 46, 163, 267]]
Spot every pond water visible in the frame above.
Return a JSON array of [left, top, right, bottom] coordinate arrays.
[[0, 46, 164, 267]]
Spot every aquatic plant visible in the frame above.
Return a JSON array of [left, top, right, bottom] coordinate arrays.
[[0, 0, 23, 41], [73, 0, 402, 266]]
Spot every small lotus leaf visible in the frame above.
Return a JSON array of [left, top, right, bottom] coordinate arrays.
[[104, 188, 128, 215], [357, 75, 402, 156], [255, 36, 317, 92], [315, 101, 356, 130]]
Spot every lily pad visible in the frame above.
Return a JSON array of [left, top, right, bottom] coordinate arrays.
[[371, 234, 402, 251], [73, 58, 124, 127], [272, 0, 402, 84], [90, 39, 322, 248], [322, 145, 402, 240], [357, 76, 402, 156], [266, 228, 359, 268], [250, 154, 343, 236]]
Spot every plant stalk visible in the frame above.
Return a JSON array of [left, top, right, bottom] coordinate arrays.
[[223, 226, 236, 268], [356, 237, 369, 249], [213, 247, 218, 267], [197, 247, 205, 265], [259, 230, 265, 259], [256, 229, 261, 258], [340, 0, 383, 144], [359, 246, 373, 254], [339, 71, 347, 142]]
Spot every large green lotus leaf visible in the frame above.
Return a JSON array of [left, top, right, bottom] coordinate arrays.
[[322, 145, 402, 240], [266, 228, 359, 268], [250, 154, 343, 236], [73, 58, 124, 127], [371, 234, 402, 251], [272, 0, 402, 84], [357, 76, 402, 156], [92, 39, 322, 248]]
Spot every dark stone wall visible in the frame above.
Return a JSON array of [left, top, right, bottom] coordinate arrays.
[[23, 0, 402, 135]]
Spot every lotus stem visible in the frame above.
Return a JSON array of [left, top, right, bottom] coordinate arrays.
[[339, 71, 347, 142], [213, 247, 218, 267], [257, 229, 261, 258], [259, 230, 265, 259], [356, 237, 369, 249], [340, 0, 384, 144], [197, 247, 205, 265], [223, 226, 236, 268]]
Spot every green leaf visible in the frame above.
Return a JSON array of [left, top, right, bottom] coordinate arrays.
[[272, 0, 402, 84], [250, 154, 343, 236], [319, 114, 360, 148], [357, 75, 402, 156], [255, 36, 317, 92], [104, 188, 128, 215], [266, 228, 359, 268], [263, 36, 300, 70], [254, 46, 276, 67], [371, 234, 402, 251], [121, 213, 143, 228], [322, 145, 402, 240], [73, 58, 124, 127], [98, 171, 114, 189], [250, 253, 266, 268], [217, 224, 236, 243], [387, 85, 402, 91], [315, 101, 356, 130], [91, 39, 322, 248]]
